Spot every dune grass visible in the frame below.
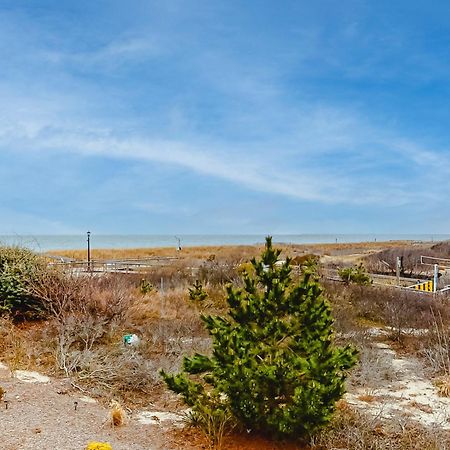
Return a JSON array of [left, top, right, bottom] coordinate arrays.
[[49, 241, 413, 261]]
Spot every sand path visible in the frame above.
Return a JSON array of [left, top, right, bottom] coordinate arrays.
[[0, 363, 191, 450], [346, 337, 450, 430]]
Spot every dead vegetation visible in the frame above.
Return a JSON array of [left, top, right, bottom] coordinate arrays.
[[311, 401, 450, 450], [365, 241, 450, 278], [110, 400, 127, 427], [50, 240, 412, 267], [3, 241, 450, 448]]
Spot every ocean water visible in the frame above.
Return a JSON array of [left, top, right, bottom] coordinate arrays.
[[0, 234, 449, 252]]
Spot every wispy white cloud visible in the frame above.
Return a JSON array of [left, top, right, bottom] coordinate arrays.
[[3, 108, 447, 208], [0, 50, 447, 208], [1, 1, 450, 234], [0, 48, 447, 209], [40, 36, 163, 68]]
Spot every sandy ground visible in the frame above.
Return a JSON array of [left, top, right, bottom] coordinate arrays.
[[0, 363, 193, 450], [0, 362, 301, 450], [346, 330, 450, 430]]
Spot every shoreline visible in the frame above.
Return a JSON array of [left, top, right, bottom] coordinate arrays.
[[1, 234, 447, 253]]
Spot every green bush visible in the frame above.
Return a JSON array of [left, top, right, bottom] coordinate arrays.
[[139, 278, 154, 295], [0, 246, 47, 317], [185, 391, 234, 448], [338, 263, 372, 285], [188, 280, 208, 302], [162, 237, 357, 440]]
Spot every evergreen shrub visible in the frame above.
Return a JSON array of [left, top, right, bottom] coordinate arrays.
[[338, 263, 372, 285], [0, 246, 47, 316], [162, 237, 358, 439]]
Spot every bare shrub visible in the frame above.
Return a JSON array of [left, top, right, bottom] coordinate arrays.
[[30, 271, 132, 322], [197, 259, 239, 285], [312, 401, 450, 450], [417, 306, 450, 378], [28, 273, 213, 401], [381, 291, 433, 341], [59, 341, 162, 403], [29, 271, 132, 374], [365, 241, 450, 278], [51, 317, 163, 402], [328, 283, 450, 384], [54, 313, 110, 376], [24, 270, 167, 400], [325, 281, 434, 338]]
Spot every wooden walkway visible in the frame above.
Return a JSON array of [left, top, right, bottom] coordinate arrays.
[[48, 256, 179, 274]]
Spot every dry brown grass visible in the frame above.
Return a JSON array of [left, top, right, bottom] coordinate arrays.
[[434, 375, 450, 397], [49, 240, 413, 262], [109, 400, 127, 427], [49, 244, 263, 262], [0, 316, 55, 371], [312, 401, 450, 450], [357, 393, 377, 403]]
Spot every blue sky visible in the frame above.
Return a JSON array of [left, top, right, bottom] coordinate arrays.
[[1, 0, 450, 234]]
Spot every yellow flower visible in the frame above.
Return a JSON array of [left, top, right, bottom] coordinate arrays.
[[86, 442, 113, 450]]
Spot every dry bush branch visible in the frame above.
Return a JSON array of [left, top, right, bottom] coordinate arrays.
[[312, 402, 450, 450]]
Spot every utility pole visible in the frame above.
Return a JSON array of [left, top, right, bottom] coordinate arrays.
[[87, 231, 91, 272]]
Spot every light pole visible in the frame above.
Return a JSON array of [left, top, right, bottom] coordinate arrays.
[[87, 231, 91, 272]]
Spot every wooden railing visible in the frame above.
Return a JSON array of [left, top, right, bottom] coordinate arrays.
[[48, 256, 179, 273]]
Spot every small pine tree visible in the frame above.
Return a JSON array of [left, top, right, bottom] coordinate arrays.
[[162, 237, 357, 438], [338, 263, 372, 285], [139, 278, 154, 295], [188, 280, 208, 302]]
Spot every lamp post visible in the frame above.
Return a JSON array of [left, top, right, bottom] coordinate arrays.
[[87, 231, 91, 272]]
